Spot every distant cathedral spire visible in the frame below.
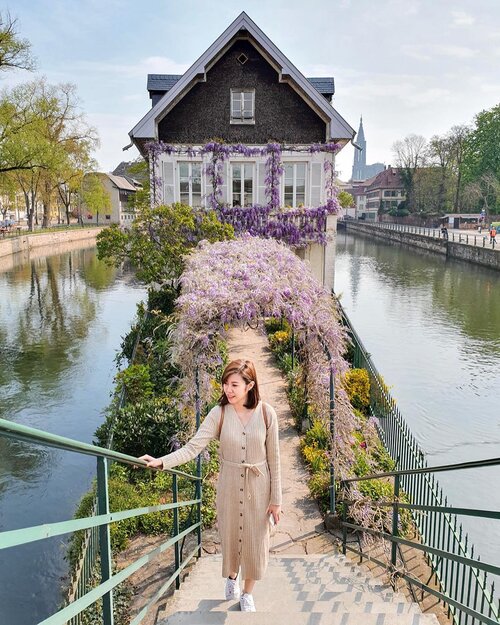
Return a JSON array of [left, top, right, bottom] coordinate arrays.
[[351, 116, 384, 181]]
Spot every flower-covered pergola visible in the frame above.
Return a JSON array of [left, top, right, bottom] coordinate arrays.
[[172, 235, 378, 487], [147, 140, 341, 248]]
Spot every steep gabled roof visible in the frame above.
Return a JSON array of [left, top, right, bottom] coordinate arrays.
[[130, 12, 354, 144], [366, 167, 404, 191], [106, 173, 137, 192]]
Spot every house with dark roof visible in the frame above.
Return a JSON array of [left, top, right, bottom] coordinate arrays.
[[83, 173, 139, 225], [364, 167, 405, 220], [128, 12, 354, 211]]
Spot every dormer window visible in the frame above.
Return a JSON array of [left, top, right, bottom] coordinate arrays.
[[231, 89, 255, 124]]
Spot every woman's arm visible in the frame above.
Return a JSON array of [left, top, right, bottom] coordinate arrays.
[[265, 405, 282, 507], [139, 406, 220, 470]]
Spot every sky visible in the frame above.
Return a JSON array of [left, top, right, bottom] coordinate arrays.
[[4, 0, 500, 181]]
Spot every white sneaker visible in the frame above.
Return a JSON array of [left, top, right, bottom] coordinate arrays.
[[225, 576, 240, 600], [240, 592, 256, 612]]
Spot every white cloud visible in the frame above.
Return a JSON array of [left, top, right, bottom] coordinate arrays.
[[451, 10, 475, 27], [402, 44, 477, 60], [76, 56, 190, 79]]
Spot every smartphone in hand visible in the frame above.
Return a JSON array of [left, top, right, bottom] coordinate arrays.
[[268, 513, 275, 527]]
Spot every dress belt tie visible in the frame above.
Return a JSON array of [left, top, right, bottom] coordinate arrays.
[[221, 459, 266, 500]]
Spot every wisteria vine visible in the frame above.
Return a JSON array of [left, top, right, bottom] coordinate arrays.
[[171, 235, 386, 532], [146, 140, 342, 246]]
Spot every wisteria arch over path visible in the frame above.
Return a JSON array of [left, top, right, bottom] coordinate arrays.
[[172, 235, 375, 482]]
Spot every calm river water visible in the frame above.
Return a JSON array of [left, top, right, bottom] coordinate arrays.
[[0, 246, 145, 625], [335, 232, 500, 571]]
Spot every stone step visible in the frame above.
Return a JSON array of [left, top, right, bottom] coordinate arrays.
[[161, 611, 440, 625], [160, 554, 440, 625], [170, 597, 422, 615], [177, 579, 410, 606]]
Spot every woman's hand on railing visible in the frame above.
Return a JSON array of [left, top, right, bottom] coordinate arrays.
[[138, 454, 163, 469]]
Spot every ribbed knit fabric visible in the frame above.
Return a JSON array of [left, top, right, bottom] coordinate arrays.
[[160, 401, 282, 580]]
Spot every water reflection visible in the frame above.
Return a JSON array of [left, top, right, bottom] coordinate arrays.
[[0, 246, 145, 625]]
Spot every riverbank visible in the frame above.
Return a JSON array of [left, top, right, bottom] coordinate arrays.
[[0, 227, 106, 272], [343, 221, 500, 271]]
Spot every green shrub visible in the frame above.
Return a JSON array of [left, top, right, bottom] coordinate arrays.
[[303, 419, 330, 450], [95, 395, 185, 460], [264, 317, 290, 334], [343, 368, 370, 413], [286, 367, 306, 430], [301, 444, 329, 472], [308, 471, 330, 513], [66, 488, 96, 571], [115, 364, 154, 404]]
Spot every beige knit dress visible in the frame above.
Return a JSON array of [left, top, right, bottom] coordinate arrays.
[[160, 401, 282, 580]]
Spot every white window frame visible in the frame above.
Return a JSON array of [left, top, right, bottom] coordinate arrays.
[[283, 162, 307, 208], [231, 162, 255, 207], [178, 161, 202, 207], [230, 89, 255, 125]]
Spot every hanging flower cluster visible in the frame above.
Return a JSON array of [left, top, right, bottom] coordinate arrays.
[[264, 143, 284, 209], [145, 140, 342, 245], [215, 203, 337, 247], [171, 235, 382, 523]]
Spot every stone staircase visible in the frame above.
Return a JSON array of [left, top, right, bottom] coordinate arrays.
[[158, 552, 440, 624]]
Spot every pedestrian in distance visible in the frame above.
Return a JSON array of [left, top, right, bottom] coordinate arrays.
[[441, 225, 449, 240], [139, 358, 282, 613], [489, 225, 497, 245]]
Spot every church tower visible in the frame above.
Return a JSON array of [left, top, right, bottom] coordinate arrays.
[[351, 116, 366, 181]]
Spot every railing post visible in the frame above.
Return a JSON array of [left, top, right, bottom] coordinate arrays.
[[329, 365, 335, 514], [195, 368, 202, 557], [291, 331, 295, 369], [342, 499, 347, 555], [96, 456, 114, 625], [172, 473, 181, 590], [391, 473, 400, 568]]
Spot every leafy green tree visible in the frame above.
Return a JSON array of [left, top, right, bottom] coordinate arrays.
[[81, 173, 111, 224], [463, 104, 500, 213], [96, 203, 234, 283], [338, 190, 354, 209], [0, 12, 35, 73]]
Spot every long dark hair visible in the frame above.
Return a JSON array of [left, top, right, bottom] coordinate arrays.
[[219, 359, 260, 409]]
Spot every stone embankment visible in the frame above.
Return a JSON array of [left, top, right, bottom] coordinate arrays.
[[344, 222, 500, 271], [0, 227, 105, 270]]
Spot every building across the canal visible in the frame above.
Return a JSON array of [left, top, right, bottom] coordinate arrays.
[[83, 173, 140, 226], [127, 11, 356, 289]]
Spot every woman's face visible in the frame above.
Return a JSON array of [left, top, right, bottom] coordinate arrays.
[[223, 373, 253, 408]]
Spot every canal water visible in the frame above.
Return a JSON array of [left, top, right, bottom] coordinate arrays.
[[0, 246, 146, 625], [335, 232, 500, 572]]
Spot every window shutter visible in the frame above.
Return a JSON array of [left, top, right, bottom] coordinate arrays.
[[257, 163, 267, 206], [163, 161, 174, 204], [219, 161, 228, 206], [310, 162, 322, 207]]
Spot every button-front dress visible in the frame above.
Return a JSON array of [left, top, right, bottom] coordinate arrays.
[[160, 401, 282, 580]]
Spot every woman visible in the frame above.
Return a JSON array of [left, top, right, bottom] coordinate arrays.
[[139, 358, 282, 613]]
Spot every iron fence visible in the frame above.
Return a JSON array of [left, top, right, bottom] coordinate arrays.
[[0, 366, 201, 625], [338, 302, 500, 625]]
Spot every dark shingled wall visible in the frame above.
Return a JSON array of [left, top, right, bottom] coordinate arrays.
[[158, 39, 326, 144]]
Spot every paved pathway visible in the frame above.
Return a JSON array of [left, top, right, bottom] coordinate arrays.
[[227, 327, 334, 556]]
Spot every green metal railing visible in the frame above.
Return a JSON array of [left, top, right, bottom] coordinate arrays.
[[338, 302, 500, 625], [0, 416, 202, 625], [66, 311, 150, 620], [340, 459, 500, 625]]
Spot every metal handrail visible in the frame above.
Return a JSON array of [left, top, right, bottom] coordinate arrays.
[[0, 417, 201, 625], [336, 301, 500, 625], [340, 458, 500, 625]]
